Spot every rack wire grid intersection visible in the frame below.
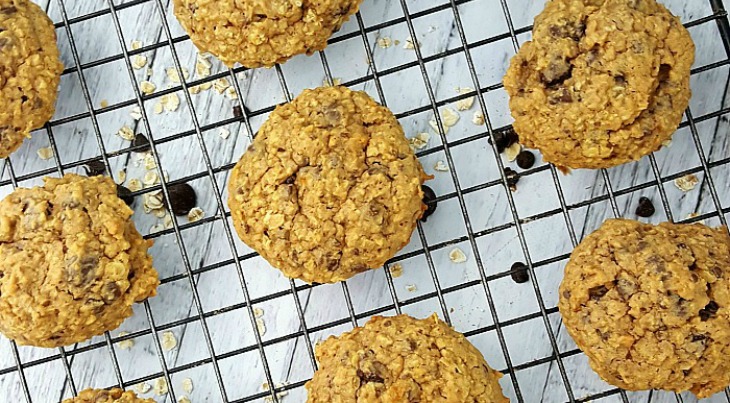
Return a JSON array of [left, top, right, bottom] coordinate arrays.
[[1, 0, 730, 402]]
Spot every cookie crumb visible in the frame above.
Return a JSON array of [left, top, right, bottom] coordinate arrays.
[[408, 132, 430, 151], [130, 40, 143, 50], [322, 77, 342, 87], [389, 263, 403, 278], [37, 147, 53, 160], [126, 179, 143, 193], [143, 154, 157, 170], [178, 397, 191, 403], [181, 378, 194, 394], [130, 106, 143, 120], [449, 247, 467, 263], [196, 53, 212, 77], [100, 99, 109, 108], [140, 81, 156, 95], [161, 93, 181, 112], [187, 207, 204, 222], [134, 382, 151, 394], [166, 67, 189, 84], [433, 160, 449, 172], [143, 191, 164, 212], [153, 101, 164, 114], [132, 55, 147, 70], [143, 171, 159, 186], [405, 284, 417, 292], [214, 78, 231, 94], [117, 125, 135, 141], [504, 142, 521, 162], [225, 86, 238, 100], [404, 38, 417, 49], [256, 318, 267, 336], [455, 87, 475, 111], [153, 377, 168, 396], [115, 170, 126, 184], [472, 111, 485, 125], [377, 36, 392, 48], [218, 128, 231, 139], [117, 331, 134, 350], [674, 174, 699, 192]]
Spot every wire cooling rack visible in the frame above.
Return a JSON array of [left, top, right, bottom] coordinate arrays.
[[1, 0, 730, 402]]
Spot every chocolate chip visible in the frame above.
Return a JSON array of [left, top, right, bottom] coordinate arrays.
[[510, 262, 529, 284], [84, 160, 106, 176], [541, 57, 572, 86], [0, 6, 17, 14], [504, 167, 519, 191], [356, 369, 385, 384], [548, 87, 573, 104], [548, 21, 585, 41], [283, 175, 296, 185], [614, 75, 627, 86], [635, 197, 655, 217], [516, 150, 535, 169], [699, 301, 719, 321], [420, 185, 437, 222], [233, 105, 243, 118], [102, 282, 121, 303], [489, 126, 519, 153], [691, 334, 707, 342], [588, 285, 609, 301], [658, 64, 671, 83], [166, 183, 197, 216], [116, 185, 135, 206], [132, 133, 150, 152]]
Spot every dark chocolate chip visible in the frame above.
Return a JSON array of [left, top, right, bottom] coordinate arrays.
[[658, 64, 671, 83], [588, 285, 609, 301], [167, 183, 197, 216], [356, 369, 385, 384], [691, 334, 707, 342], [283, 175, 296, 185], [504, 167, 519, 191], [420, 185, 437, 222], [84, 160, 106, 176], [489, 126, 519, 153], [233, 105, 243, 118], [635, 197, 655, 217], [548, 87, 573, 104], [132, 133, 151, 152], [614, 75, 627, 86], [116, 185, 135, 206], [510, 262, 529, 284], [0, 6, 17, 14], [516, 150, 535, 170], [699, 301, 719, 321]]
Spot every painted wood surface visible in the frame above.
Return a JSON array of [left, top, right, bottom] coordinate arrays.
[[0, 0, 729, 402]]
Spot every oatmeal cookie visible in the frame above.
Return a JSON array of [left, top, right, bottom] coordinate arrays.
[[503, 0, 694, 169], [559, 219, 730, 397], [229, 86, 428, 284], [64, 388, 153, 403], [305, 314, 508, 402], [0, 174, 159, 348], [173, 0, 363, 68], [0, 0, 63, 158]]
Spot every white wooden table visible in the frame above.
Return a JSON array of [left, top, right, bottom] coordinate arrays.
[[1, 0, 729, 402]]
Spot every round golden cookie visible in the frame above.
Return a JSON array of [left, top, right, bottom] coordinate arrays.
[[228, 86, 428, 284], [63, 389, 153, 403], [503, 0, 694, 169], [0, 0, 63, 158], [559, 219, 730, 397], [172, 0, 363, 68], [0, 174, 159, 348], [305, 314, 508, 402]]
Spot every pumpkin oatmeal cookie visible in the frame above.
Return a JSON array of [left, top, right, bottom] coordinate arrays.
[[0, 0, 63, 158], [0, 174, 159, 348], [559, 219, 730, 397], [228, 86, 428, 284], [64, 388, 153, 403], [173, 0, 363, 68], [503, 0, 694, 169], [306, 314, 508, 402]]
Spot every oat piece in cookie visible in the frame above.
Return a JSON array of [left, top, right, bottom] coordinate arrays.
[[0, 0, 63, 158], [559, 219, 730, 397], [63, 388, 153, 403], [228, 86, 429, 284], [172, 0, 363, 68], [0, 174, 159, 348], [305, 314, 508, 402], [503, 0, 694, 169]]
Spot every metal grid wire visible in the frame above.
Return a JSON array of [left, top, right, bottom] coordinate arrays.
[[1, 0, 730, 401]]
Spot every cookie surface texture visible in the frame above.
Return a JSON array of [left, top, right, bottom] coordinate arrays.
[[0, 174, 159, 348], [559, 219, 730, 397], [173, 0, 363, 68], [503, 0, 694, 169], [305, 314, 509, 402], [0, 0, 63, 158], [63, 389, 153, 403], [228, 86, 427, 284]]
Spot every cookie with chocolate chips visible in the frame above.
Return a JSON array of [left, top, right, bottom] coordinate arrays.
[[172, 0, 363, 68], [0, 0, 63, 158], [0, 174, 159, 348], [559, 219, 730, 397], [503, 0, 694, 169], [228, 86, 429, 284], [305, 314, 508, 402], [64, 389, 153, 403]]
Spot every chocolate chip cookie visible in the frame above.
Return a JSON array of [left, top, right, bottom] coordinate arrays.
[[503, 0, 694, 169], [305, 314, 509, 402], [559, 219, 730, 397], [172, 0, 363, 68], [0, 174, 159, 348], [64, 389, 153, 403], [0, 0, 64, 158], [228, 86, 429, 284]]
